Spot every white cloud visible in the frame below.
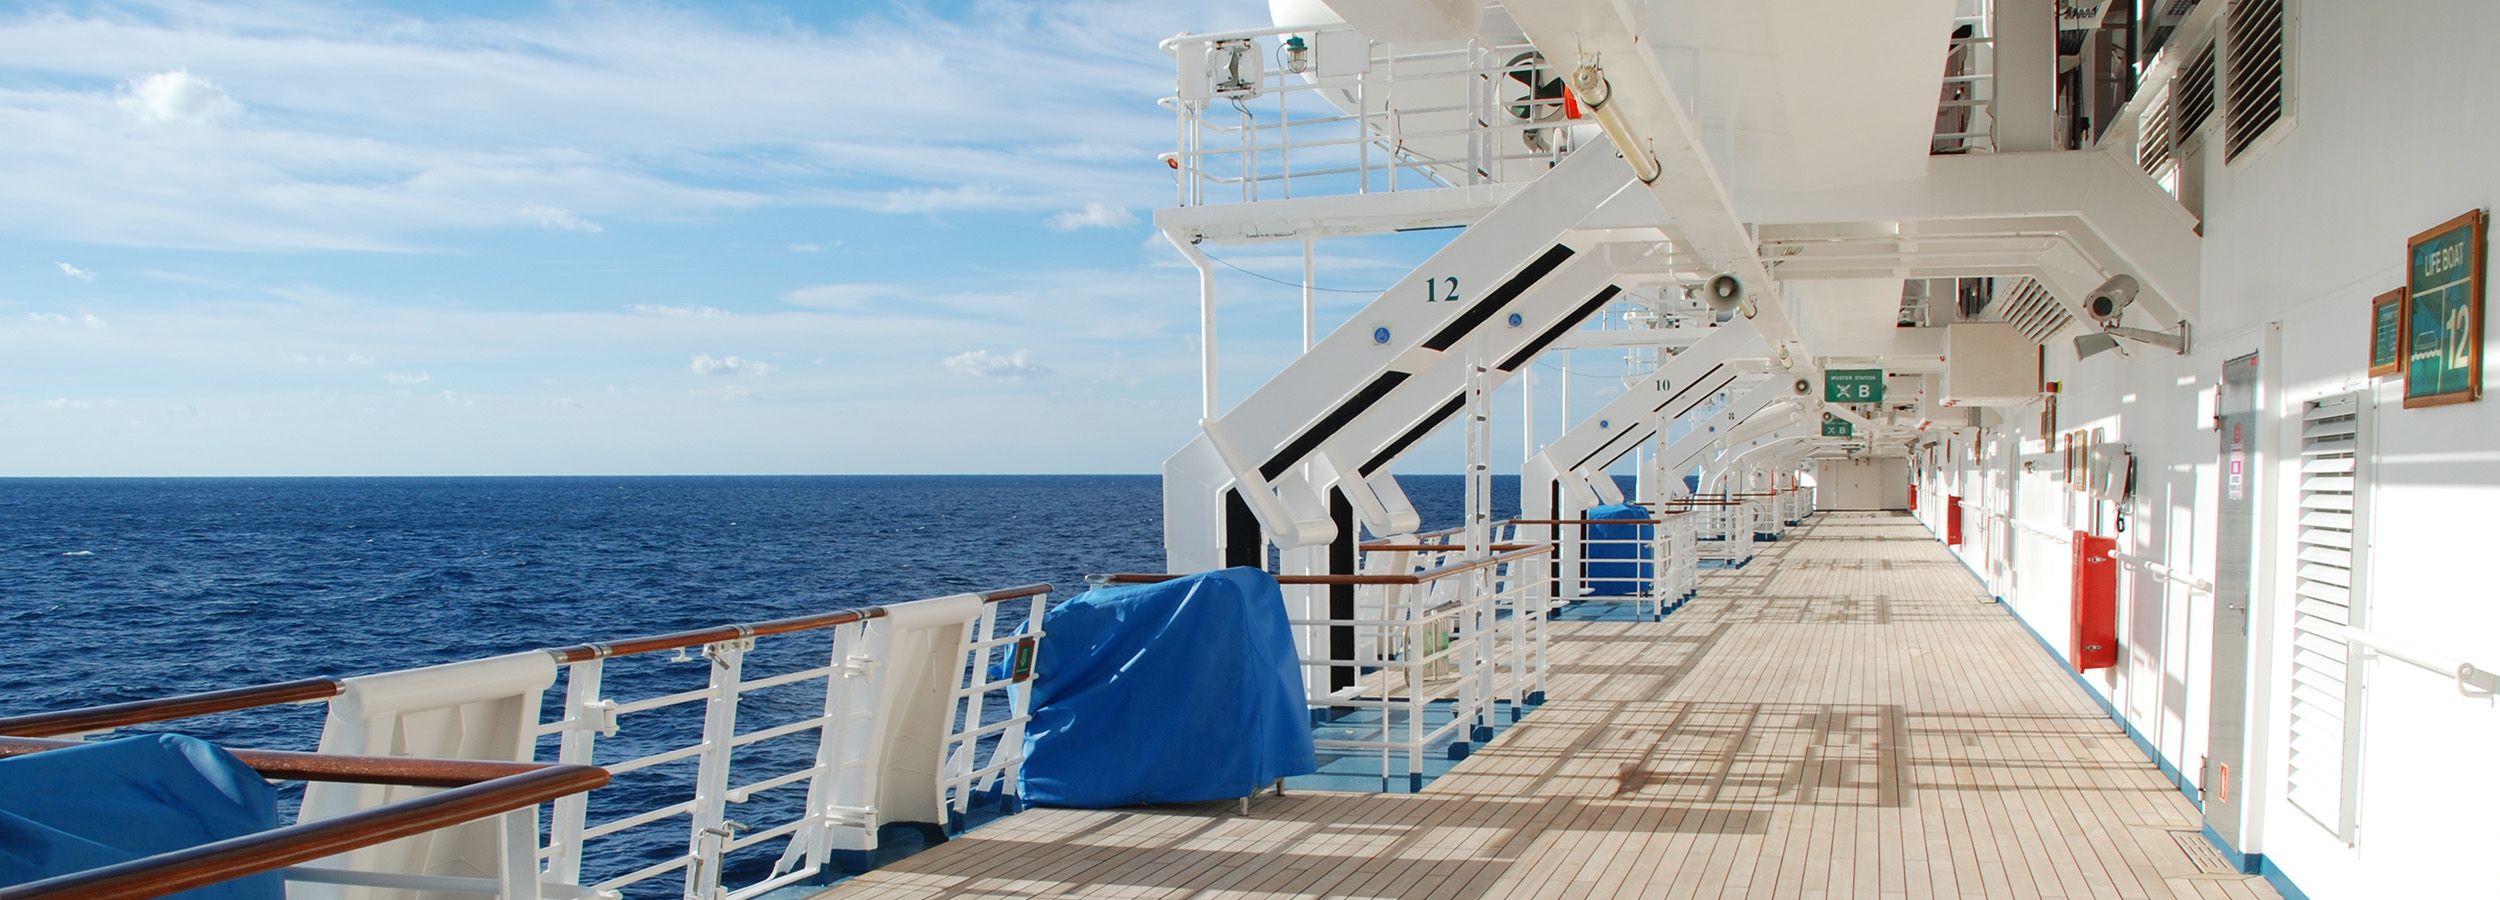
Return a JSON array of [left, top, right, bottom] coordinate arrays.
[[788, 242, 826, 252], [384, 371, 430, 384], [117, 69, 241, 124], [0, 2, 1251, 250], [522, 204, 603, 233], [633, 303, 730, 318], [943, 348, 1050, 378], [293, 352, 377, 365], [721, 384, 749, 401], [27, 311, 106, 326], [690, 354, 774, 377], [44, 398, 90, 409], [57, 263, 94, 281], [1048, 202, 1137, 231]]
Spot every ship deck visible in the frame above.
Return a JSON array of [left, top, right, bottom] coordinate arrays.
[[809, 512, 2279, 900]]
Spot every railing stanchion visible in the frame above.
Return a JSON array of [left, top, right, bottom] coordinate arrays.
[[684, 636, 750, 900], [547, 658, 607, 887]]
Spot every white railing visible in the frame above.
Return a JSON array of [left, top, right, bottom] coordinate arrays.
[[534, 587, 1048, 900], [1687, 500, 1759, 566], [0, 586, 1054, 900], [1320, 545, 1552, 792], [2331, 625, 2498, 696], [1935, 0, 1997, 154], [1161, 23, 1579, 207]]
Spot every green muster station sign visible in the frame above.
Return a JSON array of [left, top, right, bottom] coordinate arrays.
[[1821, 413, 1854, 437], [1824, 369, 1885, 403]]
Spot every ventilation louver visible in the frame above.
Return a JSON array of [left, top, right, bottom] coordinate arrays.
[[2138, 83, 2175, 175], [2177, 40, 2217, 139], [2287, 391, 2365, 842], [1990, 279, 2075, 344], [2222, 0, 2285, 161]]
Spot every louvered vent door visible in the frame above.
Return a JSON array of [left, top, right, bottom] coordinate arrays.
[[2287, 391, 2365, 841]]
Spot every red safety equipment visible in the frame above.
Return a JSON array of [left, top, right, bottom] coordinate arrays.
[[2071, 532, 2119, 671]]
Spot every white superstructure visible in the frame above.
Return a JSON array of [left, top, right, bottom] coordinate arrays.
[[1155, 2, 2500, 899]]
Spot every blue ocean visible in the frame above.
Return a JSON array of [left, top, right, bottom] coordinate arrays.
[[1, 474, 1520, 893]]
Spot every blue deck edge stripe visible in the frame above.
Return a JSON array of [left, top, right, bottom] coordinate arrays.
[[1987, 590, 2311, 898]]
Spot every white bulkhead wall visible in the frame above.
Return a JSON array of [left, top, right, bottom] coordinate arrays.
[[1918, 3, 2500, 897]]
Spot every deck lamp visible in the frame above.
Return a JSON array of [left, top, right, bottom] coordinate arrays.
[[1571, 59, 1660, 183]]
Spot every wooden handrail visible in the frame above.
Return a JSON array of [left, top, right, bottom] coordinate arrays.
[[0, 738, 559, 788], [546, 582, 1051, 662], [1359, 543, 1534, 552], [1096, 546, 1552, 589], [6, 585, 1056, 729], [1502, 518, 1673, 526], [0, 737, 609, 900], [0, 678, 343, 739]]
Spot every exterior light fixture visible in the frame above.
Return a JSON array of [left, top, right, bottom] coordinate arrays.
[[1571, 59, 1660, 183]]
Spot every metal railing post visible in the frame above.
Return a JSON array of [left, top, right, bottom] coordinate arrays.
[[546, 659, 608, 888], [684, 637, 751, 900], [496, 807, 542, 900]]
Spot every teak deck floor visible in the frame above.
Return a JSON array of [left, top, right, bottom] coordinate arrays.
[[811, 512, 2278, 900]]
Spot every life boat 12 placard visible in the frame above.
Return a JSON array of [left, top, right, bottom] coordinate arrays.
[[2404, 210, 2486, 407]]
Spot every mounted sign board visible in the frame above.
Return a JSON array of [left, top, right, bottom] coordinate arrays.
[[2405, 210, 2486, 407], [1821, 413, 1854, 437], [1824, 369, 1885, 403], [2368, 288, 2406, 378]]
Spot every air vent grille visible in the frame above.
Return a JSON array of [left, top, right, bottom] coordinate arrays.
[[2177, 40, 2218, 139], [1991, 279, 2075, 345], [2222, 0, 2286, 161], [2286, 391, 2364, 842], [2138, 83, 2175, 174]]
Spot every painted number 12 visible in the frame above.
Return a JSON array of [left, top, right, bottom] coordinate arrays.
[[1423, 276, 1460, 303]]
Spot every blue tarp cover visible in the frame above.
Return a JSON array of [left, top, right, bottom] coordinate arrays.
[[1020, 566, 1317, 807], [1585, 502, 1654, 595], [0, 734, 280, 900]]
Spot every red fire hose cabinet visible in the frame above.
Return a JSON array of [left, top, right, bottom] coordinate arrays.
[[2070, 532, 2119, 672]]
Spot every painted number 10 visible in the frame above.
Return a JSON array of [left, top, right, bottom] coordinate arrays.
[[1423, 276, 1460, 303]]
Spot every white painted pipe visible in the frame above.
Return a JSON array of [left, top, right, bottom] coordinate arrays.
[[1167, 231, 1220, 420]]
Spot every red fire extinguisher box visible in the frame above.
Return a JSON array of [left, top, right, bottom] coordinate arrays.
[[1944, 496, 1962, 545], [2070, 532, 2119, 671]]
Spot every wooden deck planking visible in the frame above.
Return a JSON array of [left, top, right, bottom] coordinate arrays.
[[808, 512, 2277, 900]]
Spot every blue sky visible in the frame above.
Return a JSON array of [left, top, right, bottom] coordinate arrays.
[[0, 1, 1633, 476]]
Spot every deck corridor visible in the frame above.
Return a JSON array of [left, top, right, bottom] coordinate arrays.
[[813, 512, 2278, 900]]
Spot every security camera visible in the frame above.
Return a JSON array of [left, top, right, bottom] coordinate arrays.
[[2085, 274, 2138, 326], [1705, 272, 1743, 312]]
